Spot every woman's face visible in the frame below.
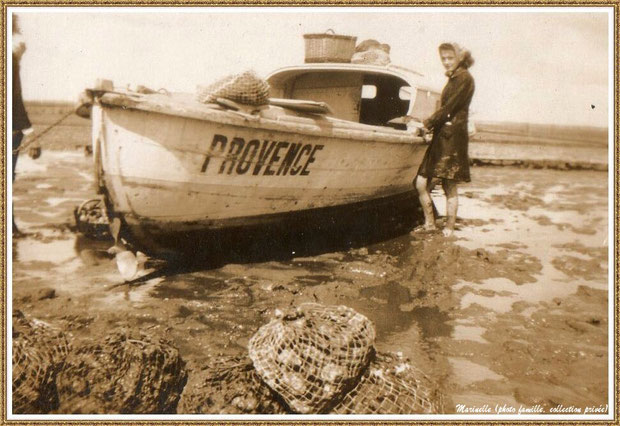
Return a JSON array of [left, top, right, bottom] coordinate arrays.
[[440, 49, 458, 72]]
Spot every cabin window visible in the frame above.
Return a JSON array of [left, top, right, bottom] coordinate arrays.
[[361, 85, 377, 99], [359, 74, 410, 128], [398, 86, 412, 101]]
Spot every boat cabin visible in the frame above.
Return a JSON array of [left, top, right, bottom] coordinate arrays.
[[267, 63, 440, 130]]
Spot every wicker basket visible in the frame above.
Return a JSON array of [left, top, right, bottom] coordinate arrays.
[[303, 30, 357, 63]]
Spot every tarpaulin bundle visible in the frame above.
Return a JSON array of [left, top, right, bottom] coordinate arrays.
[[196, 70, 270, 106], [351, 39, 391, 66]]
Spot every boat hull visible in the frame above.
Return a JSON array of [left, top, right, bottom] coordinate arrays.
[[122, 189, 423, 260], [93, 97, 427, 251]]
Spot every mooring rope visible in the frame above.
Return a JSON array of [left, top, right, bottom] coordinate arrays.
[[12, 108, 76, 154]]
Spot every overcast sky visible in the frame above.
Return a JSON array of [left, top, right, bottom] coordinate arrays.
[[12, 7, 611, 127]]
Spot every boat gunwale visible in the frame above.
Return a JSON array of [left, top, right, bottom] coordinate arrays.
[[96, 93, 427, 146]]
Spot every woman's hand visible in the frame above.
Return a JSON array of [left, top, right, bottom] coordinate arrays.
[[12, 34, 26, 59], [417, 126, 433, 142]]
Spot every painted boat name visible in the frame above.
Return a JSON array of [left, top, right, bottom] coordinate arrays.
[[201, 134, 324, 176]]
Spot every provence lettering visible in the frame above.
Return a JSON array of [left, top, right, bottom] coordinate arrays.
[[201, 134, 323, 176]]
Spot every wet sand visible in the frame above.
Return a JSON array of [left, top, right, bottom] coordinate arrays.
[[11, 150, 609, 414]]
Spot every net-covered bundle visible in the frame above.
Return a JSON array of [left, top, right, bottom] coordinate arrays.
[[178, 356, 287, 414], [12, 311, 70, 414], [332, 352, 443, 414], [55, 330, 187, 414], [248, 303, 376, 413], [196, 70, 270, 106], [351, 39, 391, 66]]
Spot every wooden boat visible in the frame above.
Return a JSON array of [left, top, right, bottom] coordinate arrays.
[[86, 62, 440, 254]]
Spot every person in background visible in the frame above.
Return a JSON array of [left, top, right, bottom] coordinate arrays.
[[415, 42, 475, 237], [12, 14, 33, 233]]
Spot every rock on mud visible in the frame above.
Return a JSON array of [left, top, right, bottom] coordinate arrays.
[[37, 288, 56, 300]]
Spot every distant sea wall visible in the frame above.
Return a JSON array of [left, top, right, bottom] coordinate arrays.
[[470, 121, 608, 170], [24, 102, 609, 170], [474, 121, 607, 146], [468, 143, 607, 171]]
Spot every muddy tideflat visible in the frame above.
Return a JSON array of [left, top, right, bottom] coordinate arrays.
[[11, 150, 609, 414]]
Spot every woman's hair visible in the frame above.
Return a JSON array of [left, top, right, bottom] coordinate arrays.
[[438, 43, 456, 53], [439, 42, 475, 69]]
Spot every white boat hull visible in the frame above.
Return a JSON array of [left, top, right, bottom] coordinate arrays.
[[92, 93, 427, 251]]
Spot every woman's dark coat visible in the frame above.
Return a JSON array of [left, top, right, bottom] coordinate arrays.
[[13, 53, 31, 132], [417, 67, 475, 182]]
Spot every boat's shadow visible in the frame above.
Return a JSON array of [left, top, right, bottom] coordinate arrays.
[[148, 194, 425, 274]]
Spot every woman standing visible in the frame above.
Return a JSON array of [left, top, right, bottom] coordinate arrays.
[[415, 42, 475, 236]]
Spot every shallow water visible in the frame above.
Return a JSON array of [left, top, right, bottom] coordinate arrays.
[[11, 150, 609, 414]]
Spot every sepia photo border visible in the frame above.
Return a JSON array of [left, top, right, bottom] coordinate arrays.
[[1, 1, 617, 425]]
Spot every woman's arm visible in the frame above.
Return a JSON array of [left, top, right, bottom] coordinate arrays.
[[424, 72, 474, 131]]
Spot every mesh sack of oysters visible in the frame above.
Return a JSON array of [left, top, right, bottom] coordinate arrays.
[[331, 352, 443, 414], [181, 303, 442, 414], [248, 303, 376, 413], [12, 311, 70, 414], [196, 70, 270, 106], [12, 315, 188, 415], [55, 330, 188, 414], [13, 304, 442, 414], [178, 355, 288, 414]]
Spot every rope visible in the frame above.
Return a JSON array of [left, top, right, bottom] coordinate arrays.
[[13, 108, 76, 154]]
